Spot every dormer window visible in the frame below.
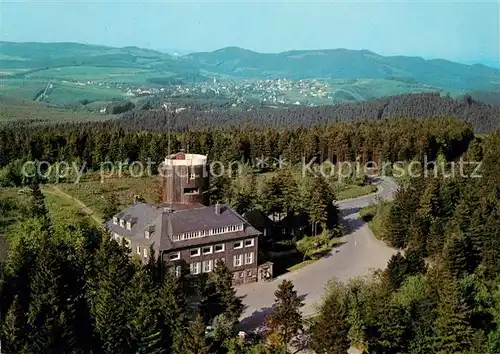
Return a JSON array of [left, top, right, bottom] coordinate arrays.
[[112, 216, 118, 224], [119, 219, 124, 227], [126, 222, 132, 230], [145, 231, 150, 239]]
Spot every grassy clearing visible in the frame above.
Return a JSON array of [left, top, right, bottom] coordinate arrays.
[[42, 188, 96, 225], [57, 176, 159, 217], [359, 200, 392, 240]]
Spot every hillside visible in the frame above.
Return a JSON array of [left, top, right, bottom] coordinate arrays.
[[186, 47, 500, 91], [0, 96, 108, 123], [0, 42, 500, 106], [119, 92, 500, 133]]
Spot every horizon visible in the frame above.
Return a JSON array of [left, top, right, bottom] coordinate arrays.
[[2, 1, 499, 67]]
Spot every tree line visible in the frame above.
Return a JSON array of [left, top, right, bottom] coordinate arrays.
[[118, 92, 499, 133], [0, 116, 473, 181]]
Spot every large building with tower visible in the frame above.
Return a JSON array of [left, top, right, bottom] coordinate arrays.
[[105, 152, 272, 285]]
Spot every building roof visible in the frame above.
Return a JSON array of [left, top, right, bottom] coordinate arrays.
[[105, 202, 260, 251], [243, 209, 276, 230]]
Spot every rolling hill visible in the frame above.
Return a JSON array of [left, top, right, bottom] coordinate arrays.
[[186, 47, 500, 91], [1, 41, 499, 106]]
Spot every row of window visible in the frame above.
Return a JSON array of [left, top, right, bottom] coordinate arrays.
[[168, 238, 254, 261], [189, 259, 224, 274], [171, 224, 244, 242], [113, 217, 136, 230], [233, 252, 254, 267]]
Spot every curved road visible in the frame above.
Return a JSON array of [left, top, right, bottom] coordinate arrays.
[[237, 177, 399, 330]]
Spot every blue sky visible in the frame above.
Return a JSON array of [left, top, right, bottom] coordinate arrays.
[[1, 0, 499, 66]]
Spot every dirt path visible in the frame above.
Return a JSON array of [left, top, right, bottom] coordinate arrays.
[[42, 185, 102, 225]]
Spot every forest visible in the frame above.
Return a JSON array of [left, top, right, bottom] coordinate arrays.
[[1, 122, 499, 353], [119, 92, 500, 133], [0, 116, 474, 177]]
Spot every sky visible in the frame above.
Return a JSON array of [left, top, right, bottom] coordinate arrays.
[[1, 0, 499, 66]]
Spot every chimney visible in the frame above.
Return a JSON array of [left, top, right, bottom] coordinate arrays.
[[215, 203, 221, 215]]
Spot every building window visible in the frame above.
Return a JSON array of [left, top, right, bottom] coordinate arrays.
[[143, 248, 148, 258], [112, 217, 118, 224], [234, 241, 243, 249], [214, 244, 225, 253], [136, 245, 141, 254], [126, 222, 132, 230], [245, 252, 254, 265], [169, 252, 180, 261], [119, 219, 124, 227], [244, 239, 254, 247], [190, 262, 201, 275], [145, 231, 150, 239], [233, 254, 243, 267], [190, 248, 201, 257], [203, 260, 213, 273], [238, 224, 244, 231], [202, 246, 213, 255]]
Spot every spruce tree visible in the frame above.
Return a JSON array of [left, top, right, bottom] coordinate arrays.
[[309, 280, 350, 354], [1, 296, 27, 354], [367, 302, 409, 354], [90, 235, 133, 354], [129, 267, 165, 354], [29, 180, 51, 231], [265, 279, 304, 350], [443, 231, 477, 278], [185, 313, 212, 354], [209, 260, 244, 323], [384, 252, 408, 290], [384, 204, 408, 248], [433, 271, 473, 353], [158, 270, 188, 354]]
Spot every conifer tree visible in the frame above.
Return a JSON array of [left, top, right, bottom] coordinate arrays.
[[433, 271, 473, 353], [185, 313, 212, 354], [443, 231, 478, 278], [158, 270, 188, 354], [309, 280, 350, 354], [419, 178, 441, 220], [265, 279, 304, 350], [90, 235, 133, 354], [384, 204, 408, 248], [29, 180, 51, 231], [209, 260, 244, 323], [384, 252, 408, 290], [129, 267, 165, 354], [1, 296, 26, 354], [367, 302, 409, 354]]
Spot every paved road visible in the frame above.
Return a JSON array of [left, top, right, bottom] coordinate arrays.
[[236, 177, 399, 331]]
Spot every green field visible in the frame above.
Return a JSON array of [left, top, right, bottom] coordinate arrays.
[[57, 176, 160, 218], [0, 95, 109, 123]]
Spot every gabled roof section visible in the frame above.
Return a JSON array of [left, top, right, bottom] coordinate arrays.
[[105, 202, 261, 251]]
